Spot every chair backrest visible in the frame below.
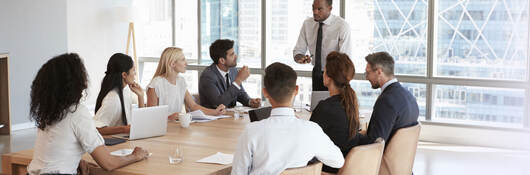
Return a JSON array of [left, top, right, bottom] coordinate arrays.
[[280, 162, 323, 175], [338, 138, 385, 175], [378, 124, 421, 175]]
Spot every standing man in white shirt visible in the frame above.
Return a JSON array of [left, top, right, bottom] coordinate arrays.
[[293, 0, 352, 91], [231, 62, 344, 175]]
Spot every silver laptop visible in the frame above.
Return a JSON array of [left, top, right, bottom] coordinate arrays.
[[310, 91, 330, 111], [113, 105, 169, 140]]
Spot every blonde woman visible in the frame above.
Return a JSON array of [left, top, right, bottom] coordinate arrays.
[[147, 47, 226, 120]]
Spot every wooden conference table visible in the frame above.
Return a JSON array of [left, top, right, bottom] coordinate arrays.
[[2, 110, 368, 175]]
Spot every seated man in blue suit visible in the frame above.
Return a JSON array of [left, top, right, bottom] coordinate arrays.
[[357, 52, 419, 145], [199, 39, 261, 109]]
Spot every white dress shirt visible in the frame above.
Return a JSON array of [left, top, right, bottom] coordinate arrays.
[[27, 104, 104, 175], [93, 88, 133, 128], [381, 78, 398, 92], [148, 76, 187, 114], [216, 65, 241, 90], [231, 107, 344, 175], [293, 14, 352, 70]]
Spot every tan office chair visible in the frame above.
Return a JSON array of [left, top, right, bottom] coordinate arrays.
[[378, 124, 421, 175], [281, 162, 323, 175], [336, 138, 385, 175]]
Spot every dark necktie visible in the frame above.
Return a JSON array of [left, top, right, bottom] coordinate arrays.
[[315, 22, 323, 72], [225, 74, 230, 90]]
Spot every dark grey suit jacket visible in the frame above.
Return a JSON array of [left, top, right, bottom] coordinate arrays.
[[199, 64, 251, 109], [357, 82, 419, 145]]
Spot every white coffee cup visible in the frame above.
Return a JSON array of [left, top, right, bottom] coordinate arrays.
[[178, 113, 192, 128]]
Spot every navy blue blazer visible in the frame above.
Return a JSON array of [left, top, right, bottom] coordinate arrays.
[[358, 82, 419, 145], [199, 64, 251, 109]]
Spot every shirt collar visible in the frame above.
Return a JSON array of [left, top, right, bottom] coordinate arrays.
[[321, 14, 335, 25], [381, 78, 398, 92], [269, 107, 296, 117], [216, 65, 228, 77]]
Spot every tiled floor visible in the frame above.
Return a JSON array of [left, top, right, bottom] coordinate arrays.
[[1, 128, 529, 174]]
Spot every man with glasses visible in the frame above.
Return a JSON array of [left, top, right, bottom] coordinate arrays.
[[358, 52, 419, 145], [293, 0, 352, 91]]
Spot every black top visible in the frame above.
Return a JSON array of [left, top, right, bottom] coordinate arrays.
[[310, 95, 360, 173], [358, 82, 419, 145]]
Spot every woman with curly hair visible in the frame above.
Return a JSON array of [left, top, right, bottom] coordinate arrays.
[[27, 53, 148, 175]]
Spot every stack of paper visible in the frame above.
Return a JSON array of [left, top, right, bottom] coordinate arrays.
[[189, 110, 230, 122], [196, 152, 233, 165]]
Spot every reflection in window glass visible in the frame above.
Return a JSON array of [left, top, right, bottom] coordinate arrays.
[[200, 0, 261, 68], [293, 77, 313, 107], [436, 0, 529, 80], [133, 0, 172, 57], [266, 0, 340, 71], [434, 85, 525, 128], [346, 0, 428, 76]]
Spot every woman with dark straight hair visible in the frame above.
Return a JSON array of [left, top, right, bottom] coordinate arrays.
[[27, 53, 148, 175], [310, 51, 361, 173], [94, 53, 145, 135]]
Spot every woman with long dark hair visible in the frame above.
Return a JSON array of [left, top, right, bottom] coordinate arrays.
[[309, 51, 360, 173], [27, 53, 148, 175], [94, 53, 144, 135]]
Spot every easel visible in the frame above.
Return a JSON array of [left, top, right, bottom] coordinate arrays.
[[125, 22, 140, 82]]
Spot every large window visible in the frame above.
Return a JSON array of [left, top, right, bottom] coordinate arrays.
[[436, 0, 528, 80], [346, 0, 428, 76], [199, 0, 261, 68], [137, 0, 530, 129]]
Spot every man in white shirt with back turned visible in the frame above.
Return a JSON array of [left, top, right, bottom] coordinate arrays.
[[293, 0, 352, 91], [231, 62, 344, 175]]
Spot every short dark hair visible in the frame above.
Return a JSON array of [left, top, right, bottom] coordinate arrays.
[[30, 53, 88, 130], [365, 52, 394, 76], [264, 62, 297, 103], [209, 39, 234, 64], [326, 0, 332, 6]]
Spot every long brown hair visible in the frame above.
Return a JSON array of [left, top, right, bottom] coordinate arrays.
[[325, 51, 360, 139]]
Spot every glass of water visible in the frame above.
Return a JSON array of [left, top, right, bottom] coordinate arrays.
[[168, 144, 183, 164]]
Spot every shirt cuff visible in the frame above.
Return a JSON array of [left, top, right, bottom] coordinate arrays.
[[232, 82, 241, 90]]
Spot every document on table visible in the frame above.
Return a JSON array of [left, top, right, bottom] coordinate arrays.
[[189, 110, 230, 122], [196, 152, 234, 165]]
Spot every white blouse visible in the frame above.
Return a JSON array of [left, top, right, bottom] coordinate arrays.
[[27, 104, 105, 175], [93, 87, 133, 127], [148, 76, 187, 114]]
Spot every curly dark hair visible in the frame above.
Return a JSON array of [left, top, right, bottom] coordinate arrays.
[[30, 53, 88, 130]]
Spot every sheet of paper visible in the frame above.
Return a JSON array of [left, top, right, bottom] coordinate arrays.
[[196, 152, 234, 165]]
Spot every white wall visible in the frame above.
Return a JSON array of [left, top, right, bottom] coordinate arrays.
[[0, 0, 68, 126], [0, 0, 133, 128], [66, 0, 134, 105]]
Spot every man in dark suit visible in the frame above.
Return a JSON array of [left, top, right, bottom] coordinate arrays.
[[199, 39, 261, 109], [358, 52, 419, 145]]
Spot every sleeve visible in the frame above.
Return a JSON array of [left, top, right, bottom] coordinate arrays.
[[73, 106, 105, 153], [312, 123, 345, 168], [147, 77, 161, 97], [199, 71, 242, 108], [237, 86, 251, 107], [293, 20, 309, 58], [231, 128, 253, 175], [93, 92, 122, 128], [358, 97, 397, 145], [309, 102, 329, 130], [338, 22, 352, 59]]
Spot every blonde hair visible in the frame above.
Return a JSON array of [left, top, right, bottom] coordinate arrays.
[[153, 47, 185, 78]]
